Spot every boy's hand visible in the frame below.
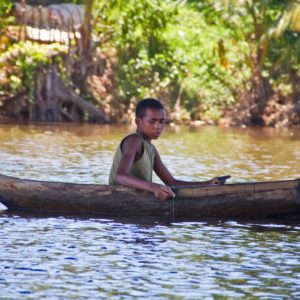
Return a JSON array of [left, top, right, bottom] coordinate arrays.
[[151, 183, 175, 201]]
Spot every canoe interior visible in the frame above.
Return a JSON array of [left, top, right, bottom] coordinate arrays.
[[0, 174, 300, 219]]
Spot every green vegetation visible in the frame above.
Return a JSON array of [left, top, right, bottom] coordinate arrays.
[[0, 42, 67, 98], [0, 0, 300, 126]]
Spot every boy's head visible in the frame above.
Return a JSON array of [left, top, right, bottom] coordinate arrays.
[[135, 98, 165, 119], [135, 98, 166, 140]]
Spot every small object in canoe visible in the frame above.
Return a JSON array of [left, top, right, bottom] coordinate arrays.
[[217, 175, 231, 185], [0, 174, 299, 220]]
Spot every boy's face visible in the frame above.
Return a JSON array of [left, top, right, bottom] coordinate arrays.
[[136, 108, 166, 140]]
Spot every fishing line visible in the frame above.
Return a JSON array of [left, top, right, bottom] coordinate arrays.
[[172, 196, 175, 223]]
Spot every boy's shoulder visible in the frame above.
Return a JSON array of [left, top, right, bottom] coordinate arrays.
[[121, 133, 143, 149], [122, 132, 143, 143]]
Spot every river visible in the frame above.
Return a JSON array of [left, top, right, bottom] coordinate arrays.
[[0, 124, 300, 299]]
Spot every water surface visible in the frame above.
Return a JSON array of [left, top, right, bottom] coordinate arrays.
[[0, 124, 300, 299], [0, 124, 299, 183]]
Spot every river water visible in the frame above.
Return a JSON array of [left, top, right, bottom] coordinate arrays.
[[0, 124, 300, 299]]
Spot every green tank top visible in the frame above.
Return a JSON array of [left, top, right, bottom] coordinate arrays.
[[108, 132, 156, 185]]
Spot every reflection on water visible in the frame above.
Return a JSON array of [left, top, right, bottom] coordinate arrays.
[[0, 124, 300, 298]]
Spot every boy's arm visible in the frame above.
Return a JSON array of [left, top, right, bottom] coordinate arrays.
[[115, 135, 175, 200], [153, 149, 220, 186]]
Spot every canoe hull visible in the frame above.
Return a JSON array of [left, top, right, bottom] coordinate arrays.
[[0, 174, 300, 219]]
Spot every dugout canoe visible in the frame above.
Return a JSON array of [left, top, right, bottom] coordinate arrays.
[[0, 173, 300, 219]]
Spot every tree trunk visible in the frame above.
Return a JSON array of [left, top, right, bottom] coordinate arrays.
[[31, 68, 61, 122], [28, 64, 107, 123]]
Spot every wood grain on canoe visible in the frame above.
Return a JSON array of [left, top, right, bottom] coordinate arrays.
[[0, 174, 299, 219]]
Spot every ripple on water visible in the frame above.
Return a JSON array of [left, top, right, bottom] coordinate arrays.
[[1, 124, 300, 298], [0, 215, 300, 299]]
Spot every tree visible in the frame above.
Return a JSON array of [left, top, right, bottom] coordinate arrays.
[[195, 0, 300, 126]]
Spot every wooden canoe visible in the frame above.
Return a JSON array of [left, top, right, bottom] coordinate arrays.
[[0, 173, 300, 219]]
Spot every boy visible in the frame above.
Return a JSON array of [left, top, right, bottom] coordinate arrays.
[[109, 98, 221, 201]]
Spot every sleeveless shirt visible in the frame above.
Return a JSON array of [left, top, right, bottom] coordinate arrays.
[[108, 132, 156, 185]]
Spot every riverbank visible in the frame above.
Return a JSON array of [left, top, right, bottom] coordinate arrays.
[[1, 101, 299, 128]]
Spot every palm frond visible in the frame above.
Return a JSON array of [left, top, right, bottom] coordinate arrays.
[[267, 1, 300, 39]]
